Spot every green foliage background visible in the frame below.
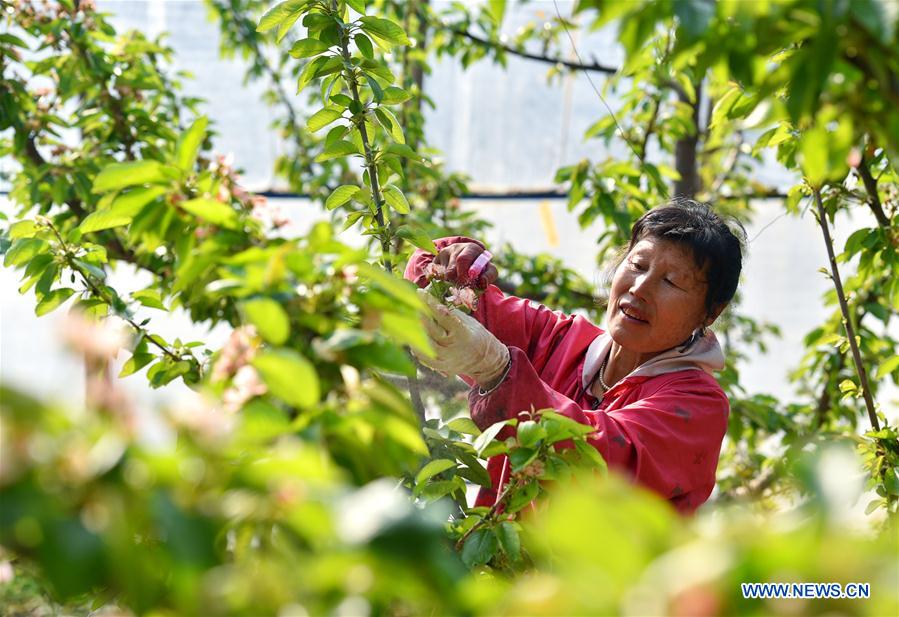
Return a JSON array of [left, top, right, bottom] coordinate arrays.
[[1, 0, 898, 615]]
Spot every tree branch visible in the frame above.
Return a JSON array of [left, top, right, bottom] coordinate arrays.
[[674, 80, 701, 198], [439, 22, 617, 75], [813, 188, 880, 431], [856, 154, 890, 228]]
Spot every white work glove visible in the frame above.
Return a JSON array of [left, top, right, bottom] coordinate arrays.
[[416, 289, 510, 389]]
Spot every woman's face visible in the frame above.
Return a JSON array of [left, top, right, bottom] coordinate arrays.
[[606, 237, 712, 354]]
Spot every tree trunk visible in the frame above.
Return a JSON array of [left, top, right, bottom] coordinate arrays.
[[674, 80, 701, 199]]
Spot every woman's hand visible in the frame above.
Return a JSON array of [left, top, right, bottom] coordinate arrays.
[[416, 289, 510, 388], [433, 242, 498, 289]]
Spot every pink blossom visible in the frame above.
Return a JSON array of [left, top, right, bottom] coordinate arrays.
[[222, 365, 267, 414], [423, 262, 449, 280], [445, 286, 478, 312], [168, 393, 234, 443], [59, 311, 129, 360], [0, 561, 13, 584], [210, 325, 258, 382], [341, 265, 360, 284]]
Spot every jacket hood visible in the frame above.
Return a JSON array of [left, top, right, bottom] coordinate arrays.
[[582, 329, 726, 390]]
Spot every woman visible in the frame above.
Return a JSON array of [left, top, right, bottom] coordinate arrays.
[[404, 201, 745, 515]]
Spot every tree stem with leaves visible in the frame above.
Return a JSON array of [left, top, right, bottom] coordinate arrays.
[[812, 188, 880, 431], [45, 221, 189, 365], [338, 34, 392, 273]]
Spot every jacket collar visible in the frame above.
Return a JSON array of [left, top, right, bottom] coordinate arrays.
[[582, 329, 725, 391]]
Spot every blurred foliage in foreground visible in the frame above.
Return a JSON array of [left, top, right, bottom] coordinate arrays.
[[2, 0, 899, 614], [2, 382, 897, 616]]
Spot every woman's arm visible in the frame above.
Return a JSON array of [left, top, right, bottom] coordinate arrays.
[[405, 237, 597, 371]]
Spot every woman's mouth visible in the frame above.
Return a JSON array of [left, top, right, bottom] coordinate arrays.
[[619, 305, 649, 324]]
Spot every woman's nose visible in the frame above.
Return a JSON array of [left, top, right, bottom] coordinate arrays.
[[629, 273, 651, 297]]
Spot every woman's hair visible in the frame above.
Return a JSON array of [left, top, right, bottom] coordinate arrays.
[[628, 199, 746, 316]]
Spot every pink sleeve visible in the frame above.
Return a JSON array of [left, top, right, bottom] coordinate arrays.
[[404, 237, 579, 360], [471, 355, 729, 514]]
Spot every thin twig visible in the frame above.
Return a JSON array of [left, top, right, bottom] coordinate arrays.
[[856, 154, 890, 228], [812, 188, 880, 431], [437, 22, 617, 75]]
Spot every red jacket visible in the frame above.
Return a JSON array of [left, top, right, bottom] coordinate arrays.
[[405, 237, 730, 514]]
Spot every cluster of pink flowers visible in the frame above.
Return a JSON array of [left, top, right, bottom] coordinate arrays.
[[210, 326, 268, 414], [222, 365, 267, 414], [59, 310, 129, 360], [210, 325, 259, 383], [423, 262, 449, 280], [248, 194, 289, 230], [211, 154, 288, 230], [168, 392, 234, 443], [445, 286, 478, 312], [520, 460, 546, 479]]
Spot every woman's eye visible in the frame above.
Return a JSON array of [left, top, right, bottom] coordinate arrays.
[[630, 261, 646, 271], [664, 278, 681, 289]]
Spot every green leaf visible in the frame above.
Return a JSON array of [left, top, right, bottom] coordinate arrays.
[[8, 220, 39, 239], [374, 107, 404, 143], [384, 143, 419, 159], [345, 0, 365, 13], [517, 420, 546, 448], [473, 419, 514, 456], [257, 0, 307, 33], [175, 116, 208, 172], [132, 289, 167, 311], [307, 107, 343, 132], [80, 186, 167, 233], [4, 237, 49, 267], [380, 312, 431, 353], [276, 7, 304, 41], [415, 458, 456, 485], [674, 0, 714, 41], [358, 16, 410, 48], [381, 86, 411, 105], [289, 38, 332, 58], [382, 184, 409, 213], [710, 86, 742, 129], [35, 288, 75, 316], [395, 225, 437, 255], [315, 140, 358, 162], [120, 351, 154, 378], [446, 417, 481, 435], [838, 378, 857, 394], [364, 72, 383, 102], [179, 198, 240, 229], [883, 468, 899, 496], [354, 33, 374, 59], [296, 56, 332, 93], [509, 447, 538, 471], [92, 160, 174, 193], [417, 477, 464, 501], [253, 349, 320, 408], [325, 184, 360, 210], [486, 0, 506, 25], [241, 298, 290, 345], [461, 529, 497, 568], [495, 522, 520, 562], [799, 126, 829, 187], [876, 356, 899, 379], [573, 439, 607, 472], [505, 479, 539, 514]]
